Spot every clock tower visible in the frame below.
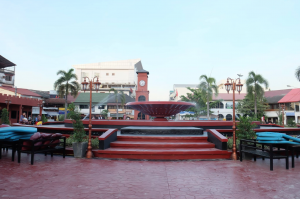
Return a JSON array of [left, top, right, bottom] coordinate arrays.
[[134, 69, 149, 120]]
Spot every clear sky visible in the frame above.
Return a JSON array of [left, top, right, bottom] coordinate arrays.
[[1, 0, 300, 100]]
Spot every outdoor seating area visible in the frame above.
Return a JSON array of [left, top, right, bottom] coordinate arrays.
[[240, 132, 300, 171], [0, 126, 66, 165]]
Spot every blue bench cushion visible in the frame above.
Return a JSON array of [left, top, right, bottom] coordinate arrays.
[[256, 137, 286, 141], [258, 140, 299, 144]]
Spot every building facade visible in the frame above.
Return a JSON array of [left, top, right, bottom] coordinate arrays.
[[72, 59, 145, 96]]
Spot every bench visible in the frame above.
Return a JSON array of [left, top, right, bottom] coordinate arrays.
[[240, 139, 289, 171], [17, 136, 66, 165]]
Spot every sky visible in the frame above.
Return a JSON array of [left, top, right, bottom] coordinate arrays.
[[1, 0, 300, 100]]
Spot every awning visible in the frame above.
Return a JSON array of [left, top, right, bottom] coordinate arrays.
[[32, 107, 47, 115], [110, 113, 124, 117], [286, 112, 295, 116], [59, 110, 70, 115], [45, 111, 59, 116], [43, 107, 58, 110]]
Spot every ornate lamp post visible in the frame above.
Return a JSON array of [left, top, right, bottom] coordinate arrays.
[[5, 97, 11, 111], [81, 76, 101, 158], [281, 104, 285, 126], [225, 77, 243, 160], [37, 100, 44, 118]]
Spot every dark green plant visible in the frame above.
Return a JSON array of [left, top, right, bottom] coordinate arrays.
[[66, 103, 76, 119], [101, 109, 108, 118], [65, 137, 99, 149], [236, 116, 257, 140], [41, 115, 48, 123], [69, 110, 86, 142], [58, 114, 65, 121], [1, 108, 9, 125], [236, 94, 268, 119], [287, 118, 296, 127], [227, 137, 240, 150]]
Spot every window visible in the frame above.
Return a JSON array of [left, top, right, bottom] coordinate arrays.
[[138, 112, 146, 120], [218, 114, 224, 120], [5, 76, 12, 81], [226, 114, 232, 121], [11, 111, 17, 119], [79, 105, 89, 109], [98, 105, 105, 109], [112, 73, 115, 76], [106, 73, 109, 76], [296, 105, 299, 112], [138, 95, 146, 101]]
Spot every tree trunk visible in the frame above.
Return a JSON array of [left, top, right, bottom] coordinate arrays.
[[116, 98, 119, 120], [64, 83, 68, 120], [207, 96, 210, 120], [254, 91, 257, 118]]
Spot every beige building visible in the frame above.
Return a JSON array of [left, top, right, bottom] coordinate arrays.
[[73, 59, 144, 96]]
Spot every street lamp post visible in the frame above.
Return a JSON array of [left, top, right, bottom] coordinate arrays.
[[37, 100, 44, 118], [81, 76, 101, 158], [5, 98, 11, 111], [281, 104, 285, 126], [225, 77, 243, 160]]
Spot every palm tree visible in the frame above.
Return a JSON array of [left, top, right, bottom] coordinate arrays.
[[109, 88, 126, 120], [246, 71, 269, 117], [198, 75, 219, 120], [54, 69, 80, 120]]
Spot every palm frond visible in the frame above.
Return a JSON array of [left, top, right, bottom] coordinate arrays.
[[295, 66, 300, 82]]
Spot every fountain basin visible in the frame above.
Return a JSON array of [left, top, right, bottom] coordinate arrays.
[[126, 101, 195, 121]]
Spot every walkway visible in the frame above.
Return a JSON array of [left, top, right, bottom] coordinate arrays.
[[1, 151, 300, 199]]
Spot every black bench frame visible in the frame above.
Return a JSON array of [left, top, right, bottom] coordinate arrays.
[[240, 139, 289, 171], [17, 136, 66, 165], [0, 140, 18, 161]]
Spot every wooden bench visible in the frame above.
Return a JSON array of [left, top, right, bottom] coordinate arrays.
[[17, 137, 66, 165], [239, 139, 289, 171]]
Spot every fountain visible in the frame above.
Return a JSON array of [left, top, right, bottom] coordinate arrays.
[[126, 101, 195, 121], [121, 101, 203, 135]]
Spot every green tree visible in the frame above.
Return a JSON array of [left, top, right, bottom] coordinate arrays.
[[246, 71, 269, 117], [109, 88, 126, 120], [180, 87, 219, 118], [54, 69, 80, 120], [236, 116, 257, 140], [198, 75, 219, 119], [101, 109, 108, 118], [1, 108, 9, 125], [236, 94, 268, 119]]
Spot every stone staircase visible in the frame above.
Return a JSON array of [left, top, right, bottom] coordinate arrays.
[[94, 135, 231, 160]]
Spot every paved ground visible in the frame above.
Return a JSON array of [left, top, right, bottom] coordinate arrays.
[[1, 150, 300, 199]]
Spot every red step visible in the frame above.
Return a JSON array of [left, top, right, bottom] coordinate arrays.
[[110, 141, 215, 148], [117, 135, 208, 142], [94, 148, 231, 160]]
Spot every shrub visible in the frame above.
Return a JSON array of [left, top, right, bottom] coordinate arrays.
[[68, 109, 86, 142], [227, 137, 240, 150], [1, 108, 9, 125], [236, 116, 256, 140], [41, 115, 48, 123], [287, 118, 296, 127], [58, 114, 65, 121], [65, 136, 98, 149]]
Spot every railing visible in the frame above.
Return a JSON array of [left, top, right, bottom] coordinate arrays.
[[0, 68, 15, 74]]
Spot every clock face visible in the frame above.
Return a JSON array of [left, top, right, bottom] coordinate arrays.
[[139, 80, 145, 86]]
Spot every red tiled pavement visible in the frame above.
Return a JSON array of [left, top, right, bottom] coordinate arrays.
[[1, 150, 300, 199]]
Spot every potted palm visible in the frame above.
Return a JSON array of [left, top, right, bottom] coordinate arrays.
[[236, 116, 257, 160], [68, 104, 87, 158]]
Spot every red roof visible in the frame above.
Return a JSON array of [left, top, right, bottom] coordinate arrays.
[[278, 89, 300, 103], [212, 93, 246, 101], [264, 89, 292, 98], [0, 86, 41, 97]]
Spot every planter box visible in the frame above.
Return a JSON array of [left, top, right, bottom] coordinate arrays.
[[72, 142, 87, 158]]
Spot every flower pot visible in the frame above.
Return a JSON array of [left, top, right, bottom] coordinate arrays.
[[72, 142, 88, 158]]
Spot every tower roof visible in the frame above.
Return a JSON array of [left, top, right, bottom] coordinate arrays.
[[136, 69, 149, 74]]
